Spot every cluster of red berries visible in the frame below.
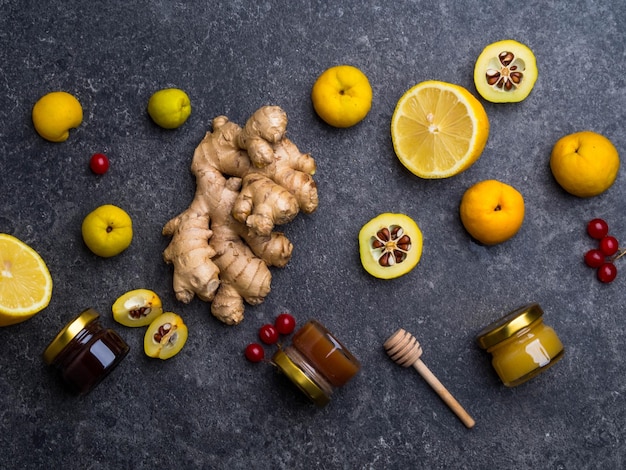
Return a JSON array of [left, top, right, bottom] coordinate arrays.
[[244, 312, 296, 362], [584, 218, 626, 283]]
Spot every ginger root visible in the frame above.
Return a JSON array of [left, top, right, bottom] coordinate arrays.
[[162, 106, 318, 325]]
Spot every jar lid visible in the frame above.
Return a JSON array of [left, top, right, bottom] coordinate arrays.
[[42, 308, 99, 364], [476, 303, 544, 350], [272, 349, 330, 407]]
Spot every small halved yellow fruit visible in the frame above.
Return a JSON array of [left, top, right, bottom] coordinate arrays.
[[550, 131, 620, 198], [359, 213, 423, 279], [144, 312, 188, 360], [32, 91, 83, 142], [459, 180, 525, 245], [311, 65, 372, 128], [474, 39, 538, 103], [112, 289, 163, 327], [0, 234, 53, 326], [391, 81, 489, 179]]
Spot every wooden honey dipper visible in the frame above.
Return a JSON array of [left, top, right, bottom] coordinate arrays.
[[384, 328, 476, 429]]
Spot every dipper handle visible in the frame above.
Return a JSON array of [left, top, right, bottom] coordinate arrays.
[[384, 329, 476, 429]]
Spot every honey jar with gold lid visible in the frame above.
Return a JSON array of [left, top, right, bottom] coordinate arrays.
[[272, 320, 360, 406], [476, 303, 564, 387], [43, 308, 130, 395]]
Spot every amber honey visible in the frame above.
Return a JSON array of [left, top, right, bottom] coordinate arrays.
[[272, 320, 360, 406]]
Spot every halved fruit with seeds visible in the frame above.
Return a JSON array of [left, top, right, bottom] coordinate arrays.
[[474, 39, 538, 103], [112, 289, 163, 327], [0, 234, 53, 326], [144, 312, 188, 360], [359, 213, 423, 279]]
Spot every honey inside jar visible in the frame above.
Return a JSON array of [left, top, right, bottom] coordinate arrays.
[[43, 309, 129, 394], [476, 303, 564, 387], [271, 319, 360, 406], [291, 320, 360, 387]]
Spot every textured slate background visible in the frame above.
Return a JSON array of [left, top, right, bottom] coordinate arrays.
[[1, 1, 625, 468]]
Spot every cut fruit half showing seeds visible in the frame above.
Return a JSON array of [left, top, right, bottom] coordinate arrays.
[[473, 39, 538, 103]]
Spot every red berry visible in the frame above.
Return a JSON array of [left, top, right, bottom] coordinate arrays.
[[89, 153, 110, 174], [587, 218, 609, 239], [597, 263, 617, 283], [259, 324, 279, 344], [584, 249, 605, 268], [599, 236, 619, 256], [274, 313, 296, 335], [244, 343, 265, 362]]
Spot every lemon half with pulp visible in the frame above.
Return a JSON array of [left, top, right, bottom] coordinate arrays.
[[0, 234, 53, 326], [391, 80, 489, 179]]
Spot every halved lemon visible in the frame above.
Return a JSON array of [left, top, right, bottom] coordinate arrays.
[[391, 80, 490, 179], [0, 234, 53, 326]]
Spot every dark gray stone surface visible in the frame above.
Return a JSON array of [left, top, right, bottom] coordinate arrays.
[[1, 1, 625, 468]]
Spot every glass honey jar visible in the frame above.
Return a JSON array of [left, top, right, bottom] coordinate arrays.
[[272, 320, 360, 406], [476, 303, 564, 387], [43, 308, 130, 395]]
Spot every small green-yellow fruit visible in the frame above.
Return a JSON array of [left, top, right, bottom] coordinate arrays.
[[147, 88, 191, 129]]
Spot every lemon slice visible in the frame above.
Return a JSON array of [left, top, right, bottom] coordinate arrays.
[[391, 80, 490, 179], [0, 234, 53, 326]]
